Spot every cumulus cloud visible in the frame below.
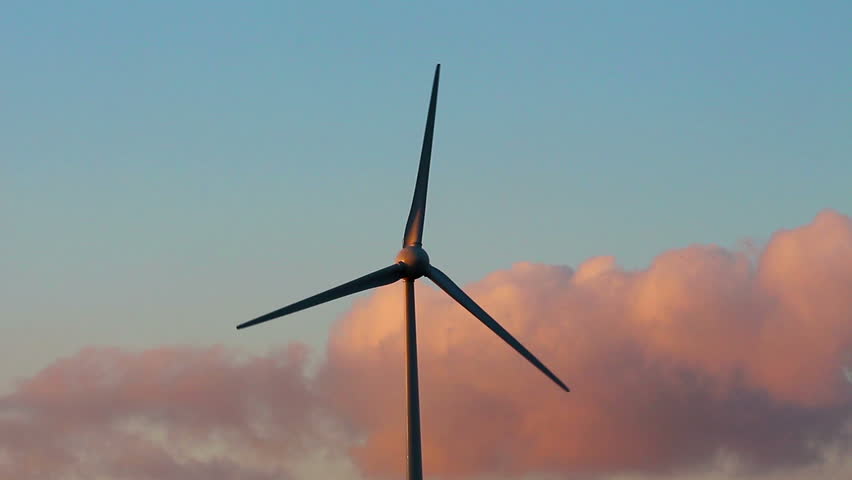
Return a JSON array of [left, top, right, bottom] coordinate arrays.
[[1, 210, 850, 480], [321, 209, 852, 478]]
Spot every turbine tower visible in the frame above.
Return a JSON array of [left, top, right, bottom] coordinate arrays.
[[237, 64, 569, 480]]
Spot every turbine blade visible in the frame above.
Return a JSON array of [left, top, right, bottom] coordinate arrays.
[[403, 64, 440, 247], [238, 263, 405, 329], [426, 265, 570, 392]]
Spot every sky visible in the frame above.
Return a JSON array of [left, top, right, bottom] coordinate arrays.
[[2, 2, 851, 479]]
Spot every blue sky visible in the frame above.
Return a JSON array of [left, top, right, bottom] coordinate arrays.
[[2, 1, 850, 389]]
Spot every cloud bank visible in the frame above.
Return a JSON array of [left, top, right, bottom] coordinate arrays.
[[0, 345, 324, 479], [2, 210, 851, 479]]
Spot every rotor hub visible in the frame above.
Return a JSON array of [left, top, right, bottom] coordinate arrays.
[[396, 246, 430, 278]]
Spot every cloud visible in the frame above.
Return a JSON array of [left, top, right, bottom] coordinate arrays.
[[0, 345, 324, 479], [321, 209, 852, 478], [1, 210, 850, 480]]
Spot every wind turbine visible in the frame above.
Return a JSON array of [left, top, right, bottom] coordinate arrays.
[[237, 64, 569, 480]]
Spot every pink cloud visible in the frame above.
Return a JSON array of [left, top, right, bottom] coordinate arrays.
[[0, 345, 320, 479], [1, 210, 850, 479], [321, 209, 852, 478]]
